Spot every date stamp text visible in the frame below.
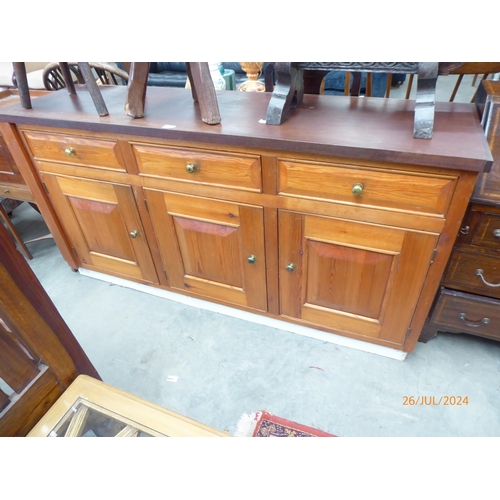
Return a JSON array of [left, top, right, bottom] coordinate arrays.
[[403, 396, 469, 406]]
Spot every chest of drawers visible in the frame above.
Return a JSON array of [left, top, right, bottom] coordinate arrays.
[[0, 86, 492, 353], [421, 81, 500, 343]]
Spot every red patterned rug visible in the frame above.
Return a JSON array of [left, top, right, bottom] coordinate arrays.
[[235, 411, 335, 437]]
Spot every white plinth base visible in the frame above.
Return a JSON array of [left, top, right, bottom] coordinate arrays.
[[78, 268, 407, 361]]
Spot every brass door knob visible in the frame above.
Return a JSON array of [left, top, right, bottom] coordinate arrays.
[[247, 254, 256, 264], [493, 229, 500, 239], [65, 147, 76, 156], [286, 262, 296, 272], [352, 182, 364, 196], [130, 230, 139, 238], [186, 163, 197, 173]]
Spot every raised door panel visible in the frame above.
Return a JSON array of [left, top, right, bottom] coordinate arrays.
[[144, 189, 267, 312], [41, 173, 158, 284], [0, 134, 24, 185], [279, 211, 439, 345]]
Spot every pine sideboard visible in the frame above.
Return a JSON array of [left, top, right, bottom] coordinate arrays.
[[0, 86, 492, 353]]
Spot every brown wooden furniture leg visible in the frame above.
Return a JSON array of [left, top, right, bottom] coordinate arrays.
[[266, 62, 304, 125], [413, 62, 439, 139], [0, 202, 32, 259], [125, 62, 149, 118], [12, 63, 31, 109], [186, 63, 221, 125], [77, 62, 109, 117], [59, 62, 77, 95], [418, 323, 440, 343]]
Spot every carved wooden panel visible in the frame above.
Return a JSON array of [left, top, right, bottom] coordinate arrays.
[[279, 210, 439, 344], [144, 189, 267, 312]]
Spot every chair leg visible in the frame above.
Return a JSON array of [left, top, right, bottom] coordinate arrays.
[[449, 74, 464, 102], [351, 72, 362, 97], [385, 74, 393, 98], [125, 62, 149, 118], [59, 62, 76, 94], [405, 74, 414, 100], [186, 62, 221, 125], [0, 203, 32, 260], [78, 62, 109, 117], [12, 63, 31, 109]]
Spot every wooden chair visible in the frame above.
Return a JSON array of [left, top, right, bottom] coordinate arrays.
[[0, 219, 99, 435], [13, 62, 113, 117], [42, 62, 129, 91], [355, 63, 500, 103]]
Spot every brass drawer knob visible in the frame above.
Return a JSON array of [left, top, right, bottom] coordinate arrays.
[[459, 312, 490, 327], [130, 230, 139, 239], [352, 182, 364, 196], [186, 163, 197, 173], [286, 262, 296, 272], [65, 147, 76, 156], [493, 229, 500, 239], [247, 254, 256, 264]]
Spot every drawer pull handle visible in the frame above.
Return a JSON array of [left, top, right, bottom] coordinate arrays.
[[286, 262, 296, 272], [247, 254, 256, 264], [186, 163, 197, 173], [460, 226, 469, 235], [459, 313, 490, 327], [3, 189, 9, 194], [129, 230, 139, 239], [475, 269, 500, 287], [65, 147, 76, 156], [493, 229, 500, 239], [352, 183, 364, 196]]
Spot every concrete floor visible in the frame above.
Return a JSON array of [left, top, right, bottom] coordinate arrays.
[[4, 73, 500, 437]]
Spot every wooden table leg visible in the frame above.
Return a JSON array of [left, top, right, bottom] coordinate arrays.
[[78, 62, 109, 117], [186, 62, 221, 125], [413, 62, 439, 139], [12, 63, 31, 109], [266, 62, 304, 125], [125, 62, 149, 118]]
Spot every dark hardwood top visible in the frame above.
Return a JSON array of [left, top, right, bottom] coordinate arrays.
[[0, 85, 493, 172]]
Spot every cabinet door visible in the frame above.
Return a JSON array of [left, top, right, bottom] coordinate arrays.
[[41, 173, 158, 284], [144, 189, 267, 312], [0, 134, 25, 185], [279, 211, 439, 345]]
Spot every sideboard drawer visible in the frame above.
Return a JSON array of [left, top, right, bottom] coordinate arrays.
[[471, 213, 500, 249], [132, 143, 262, 192], [444, 249, 500, 298], [22, 130, 127, 172], [278, 159, 457, 216], [0, 183, 33, 202], [430, 288, 500, 340]]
